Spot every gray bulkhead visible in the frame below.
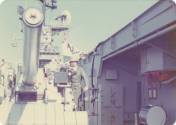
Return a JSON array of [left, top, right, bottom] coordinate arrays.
[[80, 0, 176, 125]]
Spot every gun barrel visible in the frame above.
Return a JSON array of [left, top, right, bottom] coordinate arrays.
[[22, 8, 44, 85]]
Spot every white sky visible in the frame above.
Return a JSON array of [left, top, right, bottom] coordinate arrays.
[[0, 0, 158, 63]]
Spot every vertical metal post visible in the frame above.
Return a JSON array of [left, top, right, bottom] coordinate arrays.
[[134, 113, 139, 125], [22, 8, 44, 85], [42, 0, 46, 25]]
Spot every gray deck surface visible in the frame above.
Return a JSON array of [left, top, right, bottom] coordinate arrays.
[[0, 101, 88, 125]]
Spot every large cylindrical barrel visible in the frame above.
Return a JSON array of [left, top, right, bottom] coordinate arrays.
[[22, 8, 44, 85]]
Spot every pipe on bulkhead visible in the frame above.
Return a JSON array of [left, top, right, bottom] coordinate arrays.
[[22, 8, 44, 85]]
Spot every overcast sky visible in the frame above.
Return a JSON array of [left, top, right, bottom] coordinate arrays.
[[0, 0, 158, 63]]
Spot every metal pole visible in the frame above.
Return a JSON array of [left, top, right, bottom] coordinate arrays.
[[42, 0, 46, 25], [134, 113, 139, 125]]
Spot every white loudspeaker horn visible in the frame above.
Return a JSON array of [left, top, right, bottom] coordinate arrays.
[[61, 10, 71, 25]]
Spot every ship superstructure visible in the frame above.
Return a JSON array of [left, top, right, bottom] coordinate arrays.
[[1, 0, 176, 125], [0, 0, 88, 124], [80, 0, 176, 125]]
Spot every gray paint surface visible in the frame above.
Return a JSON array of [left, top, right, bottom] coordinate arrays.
[[81, 0, 176, 124]]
